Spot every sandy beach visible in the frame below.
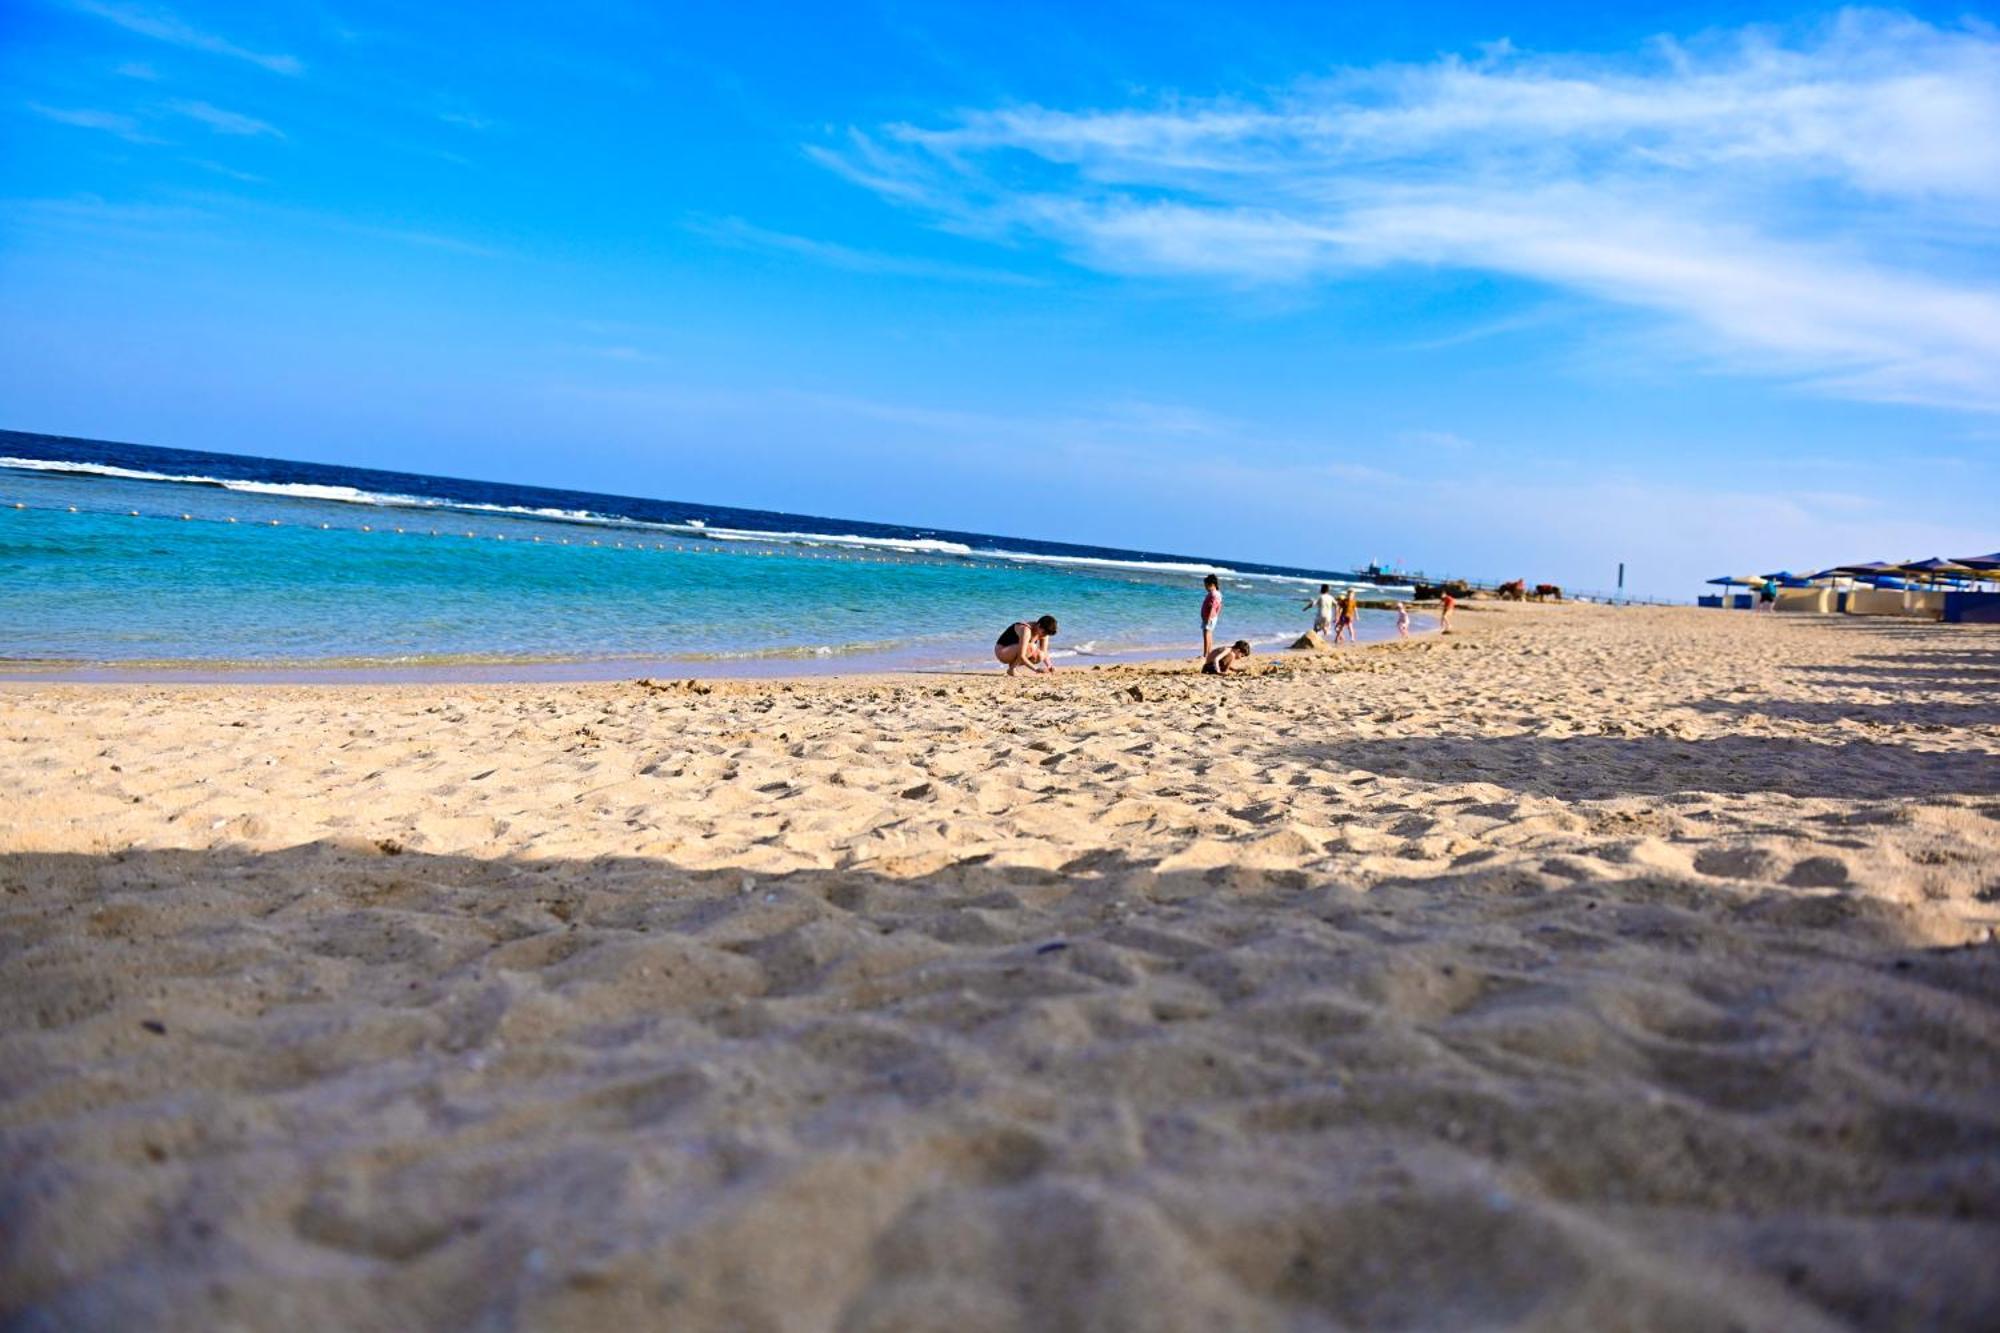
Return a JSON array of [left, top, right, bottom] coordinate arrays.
[[3, 603, 1996, 1330]]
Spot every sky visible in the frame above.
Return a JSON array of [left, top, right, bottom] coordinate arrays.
[[2, 1, 1996, 596]]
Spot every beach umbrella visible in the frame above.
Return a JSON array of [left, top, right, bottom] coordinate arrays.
[[1952, 551, 2000, 572], [1897, 557, 1985, 587], [1706, 575, 1763, 586]]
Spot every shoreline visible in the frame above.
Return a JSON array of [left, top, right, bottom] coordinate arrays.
[[0, 623, 1431, 686]]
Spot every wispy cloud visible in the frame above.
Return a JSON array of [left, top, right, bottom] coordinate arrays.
[[815, 9, 2000, 412], [114, 59, 159, 80], [167, 98, 282, 138], [69, 1, 302, 75], [439, 110, 493, 131], [185, 157, 265, 183], [690, 216, 1041, 286], [26, 102, 160, 143], [337, 222, 504, 258]]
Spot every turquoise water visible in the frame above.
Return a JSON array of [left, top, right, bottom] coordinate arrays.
[[2, 461, 1415, 678]]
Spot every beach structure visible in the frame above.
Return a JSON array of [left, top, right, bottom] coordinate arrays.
[[1698, 575, 1763, 610], [1702, 554, 2000, 621]]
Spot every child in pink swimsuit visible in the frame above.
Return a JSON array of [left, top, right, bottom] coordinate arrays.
[[1199, 574, 1222, 659]]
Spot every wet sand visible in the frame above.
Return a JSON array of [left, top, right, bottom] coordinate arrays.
[[3, 603, 1996, 1330]]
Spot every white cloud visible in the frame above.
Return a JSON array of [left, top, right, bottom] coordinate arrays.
[[166, 98, 282, 138], [26, 102, 159, 142], [816, 9, 2000, 412], [689, 216, 1043, 286], [69, 1, 302, 75]]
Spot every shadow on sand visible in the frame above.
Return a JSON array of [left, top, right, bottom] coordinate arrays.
[[1687, 696, 2000, 729], [3, 840, 1998, 1330], [1293, 732, 1999, 802]]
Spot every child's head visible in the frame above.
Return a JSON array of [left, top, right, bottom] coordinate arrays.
[[1233, 640, 1252, 655], [1204, 574, 1220, 590], [1320, 583, 1331, 593], [1035, 614, 1059, 637]]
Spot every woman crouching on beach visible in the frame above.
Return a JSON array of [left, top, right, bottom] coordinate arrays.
[[996, 615, 1059, 675]]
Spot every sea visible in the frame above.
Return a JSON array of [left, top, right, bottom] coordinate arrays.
[[0, 429, 1414, 680]]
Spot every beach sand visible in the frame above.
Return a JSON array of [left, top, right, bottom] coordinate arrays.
[[3, 604, 1996, 1330]]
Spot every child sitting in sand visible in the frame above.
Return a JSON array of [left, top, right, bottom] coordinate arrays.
[[995, 615, 1058, 675], [1203, 640, 1252, 674]]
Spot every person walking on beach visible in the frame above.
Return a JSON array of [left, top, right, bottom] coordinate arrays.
[[1305, 584, 1336, 637], [1203, 639, 1252, 674], [1396, 603, 1411, 638], [1759, 577, 1778, 612], [1439, 590, 1456, 633], [995, 615, 1058, 675], [1200, 574, 1222, 659], [1333, 588, 1360, 644]]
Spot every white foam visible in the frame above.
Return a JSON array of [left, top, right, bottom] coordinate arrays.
[[218, 479, 436, 506], [684, 523, 978, 557], [1, 456, 184, 483]]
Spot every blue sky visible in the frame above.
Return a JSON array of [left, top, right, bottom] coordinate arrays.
[[2, 1, 1996, 595]]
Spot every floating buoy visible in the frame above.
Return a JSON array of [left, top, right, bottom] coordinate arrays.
[[361, 524, 372, 532], [394, 527, 404, 534], [321, 523, 330, 530], [269, 519, 280, 526], [181, 513, 191, 520], [227, 517, 238, 524], [67, 505, 78, 512], [532, 536, 540, 543]]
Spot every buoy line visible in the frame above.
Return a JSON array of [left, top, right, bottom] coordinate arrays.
[[0, 499, 944, 569]]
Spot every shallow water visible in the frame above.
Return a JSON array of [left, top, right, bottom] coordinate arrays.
[[1, 432, 1414, 675]]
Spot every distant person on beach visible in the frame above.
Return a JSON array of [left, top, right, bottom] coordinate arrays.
[[1203, 639, 1252, 675], [1396, 603, 1410, 638], [1200, 574, 1222, 659], [995, 615, 1058, 675], [1305, 584, 1336, 636], [1334, 588, 1360, 643], [1440, 591, 1456, 632], [1759, 577, 1778, 611]]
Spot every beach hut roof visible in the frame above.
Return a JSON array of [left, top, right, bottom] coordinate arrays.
[[1706, 575, 1763, 586], [1950, 551, 2000, 571]]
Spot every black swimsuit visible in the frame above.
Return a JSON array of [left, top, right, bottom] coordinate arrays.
[[997, 622, 1025, 649]]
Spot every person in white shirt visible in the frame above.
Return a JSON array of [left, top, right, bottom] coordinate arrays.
[[1305, 584, 1336, 636]]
